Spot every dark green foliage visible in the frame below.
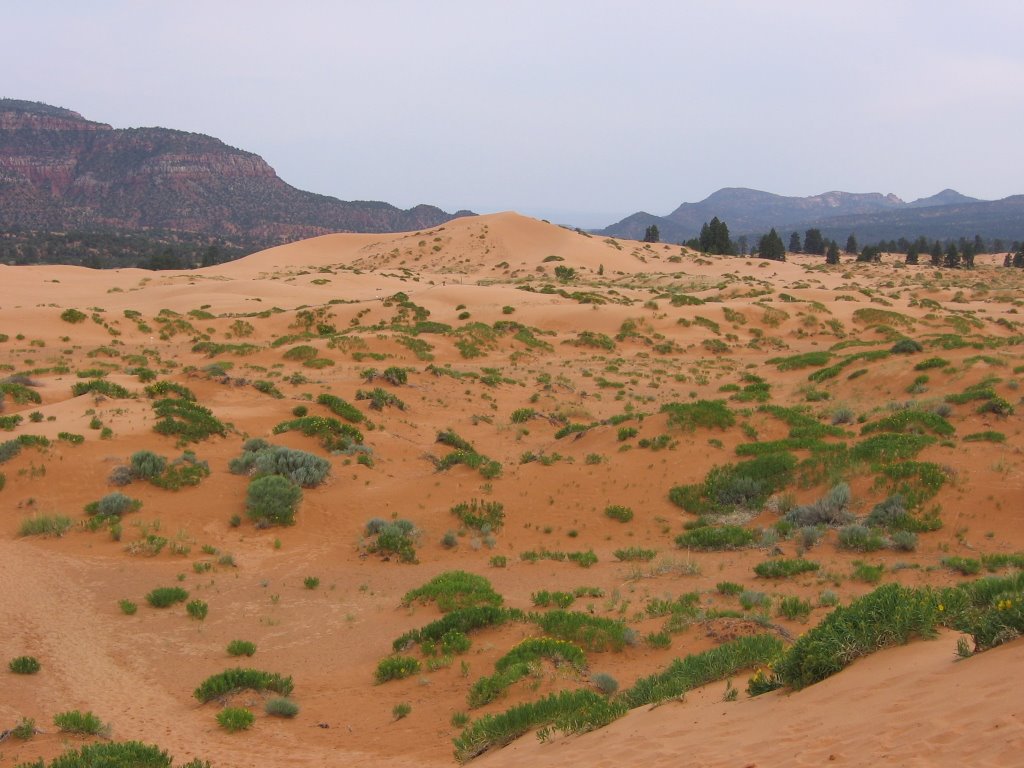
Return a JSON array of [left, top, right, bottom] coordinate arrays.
[[374, 655, 421, 683], [152, 398, 226, 441], [315, 393, 364, 422], [230, 442, 329, 487], [227, 640, 257, 657], [451, 498, 505, 531], [194, 668, 294, 702], [146, 587, 188, 608], [772, 584, 939, 689], [401, 571, 503, 612], [53, 710, 105, 735], [0, 414, 23, 430], [942, 556, 982, 576], [753, 558, 820, 579], [660, 399, 735, 431], [216, 707, 254, 732], [71, 379, 132, 398], [144, 381, 195, 400], [24, 741, 183, 768], [878, 461, 948, 510], [469, 638, 586, 708], [766, 351, 832, 370], [621, 634, 783, 709], [84, 492, 142, 518], [698, 217, 734, 254], [851, 433, 935, 463], [272, 416, 363, 451], [756, 228, 786, 261], [716, 581, 744, 596], [437, 428, 474, 452], [393, 606, 524, 652], [675, 525, 754, 550], [9, 655, 40, 674], [510, 408, 536, 423], [0, 439, 21, 463], [186, 600, 208, 620], [533, 610, 631, 652], [669, 452, 797, 515], [60, 308, 87, 324], [890, 338, 924, 354], [245, 475, 302, 527], [366, 518, 418, 562]]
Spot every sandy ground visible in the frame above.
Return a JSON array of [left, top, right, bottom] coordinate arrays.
[[0, 212, 1022, 766]]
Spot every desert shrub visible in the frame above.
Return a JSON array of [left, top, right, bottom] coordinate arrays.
[[613, 547, 656, 561], [402, 571, 503, 612], [716, 581, 743, 596], [0, 380, 42, 404], [146, 587, 188, 607], [963, 431, 1006, 443], [890, 530, 918, 551], [784, 482, 853, 527], [754, 558, 820, 579], [942, 556, 982, 576], [355, 386, 406, 410], [375, 655, 421, 683], [227, 640, 257, 657], [19, 515, 72, 537], [11, 716, 35, 740], [591, 672, 619, 695], [852, 562, 886, 583], [510, 408, 535, 423], [366, 518, 418, 562], [533, 610, 631, 652], [245, 475, 302, 527], [772, 583, 938, 689], [532, 591, 575, 608], [152, 398, 226, 441], [230, 443, 329, 487], [739, 590, 771, 610], [53, 710, 106, 735], [890, 338, 923, 354], [676, 525, 754, 550], [265, 698, 299, 718], [84, 492, 142, 518], [621, 634, 783, 709], [315, 393, 364, 423], [71, 379, 131, 399], [851, 433, 934, 463], [660, 400, 735, 431], [216, 707, 254, 732], [60, 308, 87, 324], [451, 499, 505, 531], [670, 452, 797, 515], [837, 524, 885, 551], [31, 741, 181, 767], [144, 381, 195, 400], [186, 600, 209, 620], [392, 606, 525, 652], [194, 668, 293, 702], [778, 596, 813, 621], [604, 505, 634, 523], [130, 450, 167, 479], [273, 416, 363, 451], [9, 655, 40, 674], [860, 409, 954, 437], [119, 599, 137, 615], [283, 345, 318, 361], [767, 351, 832, 370]]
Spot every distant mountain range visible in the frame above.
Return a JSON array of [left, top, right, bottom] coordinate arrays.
[[599, 187, 1024, 244], [0, 99, 470, 264]]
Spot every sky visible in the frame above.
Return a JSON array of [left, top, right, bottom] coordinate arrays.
[[4, 1, 1024, 227]]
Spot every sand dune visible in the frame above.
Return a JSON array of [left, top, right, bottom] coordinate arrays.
[[1, 213, 1022, 767]]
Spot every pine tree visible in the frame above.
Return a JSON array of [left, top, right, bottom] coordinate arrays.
[[789, 231, 802, 253], [825, 240, 840, 265], [757, 228, 786, 261], [930, 241, 943, 266], [643, 224, 660, 243], [944, 242, 961, 269], [905, 243, 920, 265], [845, 234, 858, 254], [804, 228, 826, 256]]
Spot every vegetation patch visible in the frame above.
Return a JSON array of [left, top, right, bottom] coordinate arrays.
[[194, 668, 294, 702], [401, 571, 503, 612]]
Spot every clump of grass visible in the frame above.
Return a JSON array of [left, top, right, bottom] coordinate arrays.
[[9, 655, 40, 674], [217, 707, 255, 732], [451, 499, 505, 531], [146, 586, 189, 608], [785, 483, 853, 527], [246, 475, 302, 527], [186, 600, 209, 620], [53, 710, 107, 735], [375, 655, 421, 683], [194, 668, 293, 702], [265, 698, 299, 718], [753, 558, 820, 579], [778, 595, 813, 621], [716, 581, 743, 596], [84, 491, 142, 518], [118, 599, 138, 615], [837, 524, 886, 552], [604, 504, 634, 523], [942, 556, 982, 576], [676, 525, 755, 550], [613, 547, 656, 562], [669, 452, 797, 516], [852, 561, 886, 584], [303, 576, 320, 590], [229, 440, 330, 488], [660, 400, 735, 431], [392, 702, 412, 720], [365, 517, 419, 563], [227, 640, 257, 657], [401, 571, 503, 612], [18, 515, 72, 537], [392, 606, 525, 652], [532, 610, 632, 652]]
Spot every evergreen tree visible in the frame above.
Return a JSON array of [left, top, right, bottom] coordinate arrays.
[[737, 235, 748, 256], [1013, 243, 1024, 268], [698, 217, 734, 255], [845, 234, 858, 254], [803, 228, 826, 256], [825, 240, 840, 265], [643, 224, 660, 243], [857, 245, 882, 263], [944, 242, 961, 269], [929, 240, 943, 266], [789, 231, 802, 253], [905, 242, 920, 265], [756, 228, 786, 261], [961, 241, 975, 268]]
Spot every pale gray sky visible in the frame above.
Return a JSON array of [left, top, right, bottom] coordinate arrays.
[[5, 0, 1023, 226]]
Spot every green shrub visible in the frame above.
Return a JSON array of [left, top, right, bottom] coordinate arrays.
[[401, 571, 503, 612], [227, 640, 257, 657], [963, 431, 1006, 443], [217, 707, 254, 732], [366, 518, 418, 562], [613, 547, 656, 561], [60, 308, 87, 324], [11, 716, 35, 740], [246, 475, 302, 527], [451, 499, 505, 531], [265, 698, 299, 718], [315, 393, 364, 422], [942, 556, 982, 576], [186, 600, 208, 620], [231, 442, 329, 488], [393, 606, 525, 652], [273, 415, 363, 451], [660, 400, 735, 431], [57, 431, 85, 444], [9, 655, 40, 674], [119, 599, 137, 615], [194, 668, 293, 702], [852, 562, 886, 583], [375, 655, 421, 683], [676, 525, 754, 550], [604, 505, 634, 523], [146, 587, 189, 608], [890, 338, 923, 354], [152, 398, 226, 441], [753, 558, 820, 579], [84, 492, 142, 518], [837, 524, 885, 551], [18, 515, 72, 537], [53, 710, 106, 735], [71, 379, 132, 398], [914, 356, 949, 370], [778, 595, 813, 621], [670, 452, 797, 515], [130, 450, 167, 479], [392, 702, 412, 720], [533, 610, 631, 652], [860, 409, 954, 437], [29, 741, 183, 767]]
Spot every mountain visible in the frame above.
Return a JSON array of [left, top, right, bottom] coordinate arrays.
[[0, 99, 470, 264], [599, 187, 1023, 244]]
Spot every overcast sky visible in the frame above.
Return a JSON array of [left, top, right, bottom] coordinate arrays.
[[5, 1, 1023, 226]]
